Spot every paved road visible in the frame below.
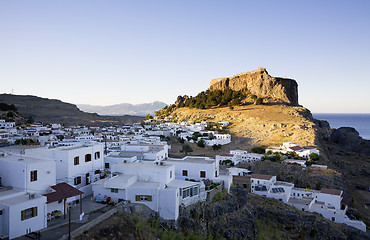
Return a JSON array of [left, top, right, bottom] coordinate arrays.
[[16, 196, 113, 240]]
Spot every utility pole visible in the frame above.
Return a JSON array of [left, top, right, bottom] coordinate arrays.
[[68, 205, 71, 240]]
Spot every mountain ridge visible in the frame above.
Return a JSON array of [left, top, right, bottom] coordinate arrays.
[[78, 101, 167, 116], [0, 94, 144, 125]]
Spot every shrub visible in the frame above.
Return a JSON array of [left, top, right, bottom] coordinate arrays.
[[212, 144, 222, 150], [197, 139, 205, 148], [145, 114, 153, 120], [309, 153, 319, 161], [251, 146, 266, 154], [255, 97, 264, 105], [250, 94, 257, 100], [182, 144, 193, 154]]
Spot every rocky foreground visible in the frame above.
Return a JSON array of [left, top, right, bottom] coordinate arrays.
[[76, 187, 369, 240]]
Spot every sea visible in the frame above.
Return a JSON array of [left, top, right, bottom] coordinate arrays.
[[313, 113, 370, 140]]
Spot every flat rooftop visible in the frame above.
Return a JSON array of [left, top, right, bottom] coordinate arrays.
[[166, 179, 200, 189], [276, 181, 294, 187], [288, 197, 313, 205], [0, 154, 53, 164], [166, 157, 214, 164], [0, 192, 45, 206]]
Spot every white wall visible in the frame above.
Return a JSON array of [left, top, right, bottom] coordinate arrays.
[[112, 163, 174, 185], [159, 188, 179, 220], [166, 158, 218, 181], [0, 193, 47, 239]]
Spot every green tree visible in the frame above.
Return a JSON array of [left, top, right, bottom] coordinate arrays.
[[250, 94, 257, 100], [255, 98, 264, 105], [197, 139, 205, 148], [145, 114, 153, 120], [251, 146, 266, 154], [182, 144, 193, 154], [309, 153, 319, 161]]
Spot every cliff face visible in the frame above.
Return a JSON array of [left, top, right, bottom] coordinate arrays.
[[209, 69, 299, 105]]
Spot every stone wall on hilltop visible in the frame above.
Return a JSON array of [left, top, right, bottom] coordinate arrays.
[[209, 69, 299, 105]]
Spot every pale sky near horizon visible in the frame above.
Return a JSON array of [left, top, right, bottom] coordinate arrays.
[[1, 1, 369, 113]]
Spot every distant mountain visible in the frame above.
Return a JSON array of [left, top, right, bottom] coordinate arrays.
[[0, 94, 144, 126], [78, 101, 168, 116]]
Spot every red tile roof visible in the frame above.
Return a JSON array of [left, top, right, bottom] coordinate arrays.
[[251, 173, 274, 180], [320, 188, 342, 196], [43, 182, 83, 204], [289, 146, 303, 151]]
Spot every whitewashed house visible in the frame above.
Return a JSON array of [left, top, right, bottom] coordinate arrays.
[[266, 142, 320, 158], [205, 134, 231, 146], [0, 120, 15, 129], [23, 143, 104, 197], [164, 156, 232, 190], [92, 162, 205, 220], [250, 174, 366, 232], [0, 188, 47, 239], [250, 174, 277, 195], [0, 154, 56, 194]]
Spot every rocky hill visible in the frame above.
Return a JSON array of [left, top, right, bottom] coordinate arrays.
[[172, 104, 330, 149], [0, 94, 143, 126], [209, 68, 299, 105]]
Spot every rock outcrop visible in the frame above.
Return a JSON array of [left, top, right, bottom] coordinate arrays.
[[209, 68, 299, 105]]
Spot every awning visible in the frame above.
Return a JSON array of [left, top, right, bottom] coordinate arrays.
[[43, 182, 84, 204]]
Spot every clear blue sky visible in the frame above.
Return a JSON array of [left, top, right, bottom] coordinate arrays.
[[1, 1, 369, 113]]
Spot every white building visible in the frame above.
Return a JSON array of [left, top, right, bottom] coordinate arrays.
[[0, 120, 15, 129], [164, 156, 232, 190], [23, 143, 104, 197], [205, 134, 231, 146], [165, 156, 219, 181], [250, 174, 366, 232], [283, 159, 307, 168], [250, 174, 277, 195], [92, 162, 205, 220], [216, 150, 263, 165], [0, 154, 56, 194], [266, 142, 320, 158], [0, 188, 47, 239]]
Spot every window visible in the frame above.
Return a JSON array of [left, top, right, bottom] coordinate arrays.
[[30, 170, 37, 182], [74, 176, 81, 185], [111, 188, 118, 193], [200, 171, 206, 178], [74, 156, 79, 165], [94, 170, 101, 174], [182, 186, 199, 199], [135, 195, 152, 202], [0, 209, 3, 215], [182, 170, 188, 177], [94, 151, 100, 159], [170, 171, 173, 178], [21, 207, 37, 221], [105, 163, 109, 169], [85, 154, 92, 162]]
